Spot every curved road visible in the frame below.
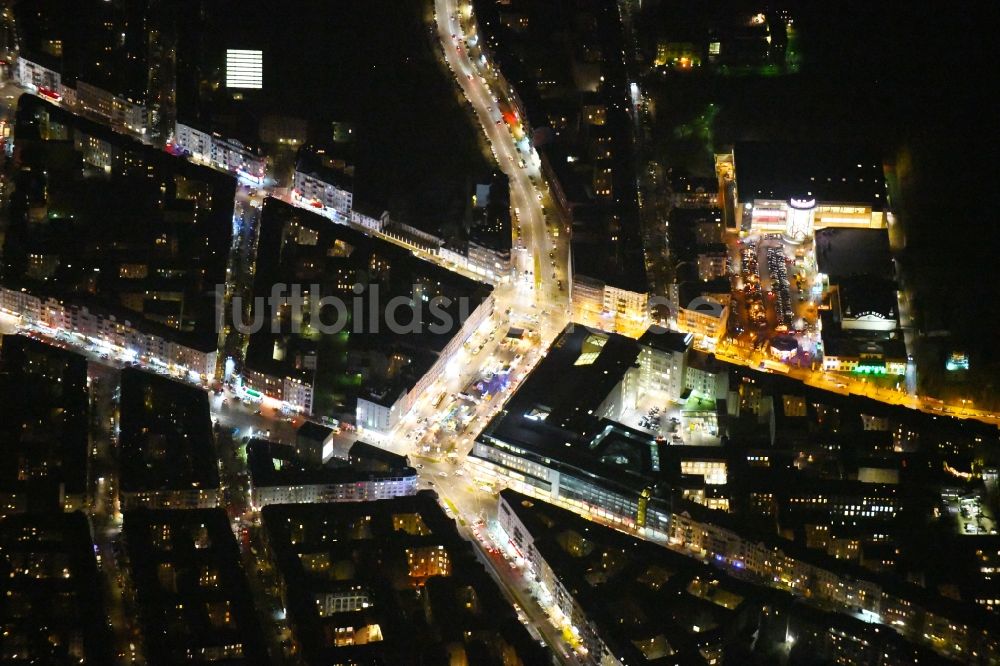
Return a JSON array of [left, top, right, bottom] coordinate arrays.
[[431, 1, 592, 662], [433, 0, 567, 312]]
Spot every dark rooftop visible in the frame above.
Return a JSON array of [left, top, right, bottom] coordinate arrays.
[[638, 325, 693, 355], [837, 276, 899, 321], [123, 508, 268, 664], [679, 278, 731, 309], [734, 142, 887, 209], [247, 438, 415, 489], [0, 335, 89, 509], [821, 326, 907, 361], [118, 369, 220, 494], [295, 144, 354, 193], [0, 511, 115, 664], [492, 324, 640, 440], [261, 492, 548, 665], [349, 440, 411, 471], [687, 350, 726, 375], [297, 421, 333, 443], [815, 228, 894, 280]]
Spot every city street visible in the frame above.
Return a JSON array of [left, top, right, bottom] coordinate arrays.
[[435, 0, 569, 311], [3, 13, 1000, 664], [3, 1, 1000, 663]]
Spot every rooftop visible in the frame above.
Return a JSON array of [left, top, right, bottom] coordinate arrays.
[[297, 421, 334, 443], [492, 324, 640, 440], [734, 141, 887, 209], [837, 276, 899, 322], [4, 96, 235, 352], [820, 323, 907, 361], [247, 439, 415, 489], [123, 508, 268, 664], [295, 144, 354, 193], [687, 349, 726, 375], [479, 324, 676, 497], [261, 492, 548, 664], [0, 511, 114, 663], [348, 440, 411, 471], [118, 369, 220, 494], [0, 335, 89, 509], [638, 325, 693, 355], [815, 227, 894, 280], [247, 198, 492, 416]]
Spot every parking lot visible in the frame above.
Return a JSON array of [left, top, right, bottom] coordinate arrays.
[[944, 492, 998, 536], [621, 393, 722, 447], [728, 232, 823, 364]]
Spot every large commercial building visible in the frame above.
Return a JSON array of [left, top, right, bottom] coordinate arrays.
[[720, 142, 888, 241], [118, 369, 220, 510], [261, 493, 549, 664], [471, 323, 721, 536], [477, 333, 1000, 660], [820, 333, 907, 375], [814, 227, 907, 374], [0, 335, 89, 516]]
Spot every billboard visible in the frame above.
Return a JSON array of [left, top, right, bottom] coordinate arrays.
[[226, 49, 263, 89]]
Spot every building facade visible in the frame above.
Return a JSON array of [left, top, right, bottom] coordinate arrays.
[[16, 56, 61, 92], [356, 294, 495, 434], [251, 473, 417, 509], [292, 169, 353, 218], [1, 287, 218, 380], [677, 296, 729, 342], [119, 487, 219, 511], [172, 122, 267, 183], [76, 81, 148, 135], [239, 366, 315, 414], [637, 330, 691, 400]]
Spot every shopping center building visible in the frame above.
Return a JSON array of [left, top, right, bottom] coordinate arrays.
[[718, 142, 888, 242], [470, 323, 722, 537]]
